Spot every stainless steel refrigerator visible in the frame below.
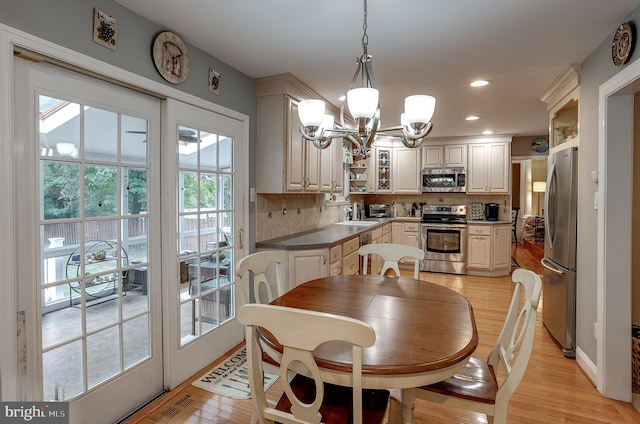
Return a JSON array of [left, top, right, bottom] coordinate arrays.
[[541, 147, 578, 358]]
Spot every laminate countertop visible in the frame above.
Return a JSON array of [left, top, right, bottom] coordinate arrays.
[[256, 218, 393, 250]]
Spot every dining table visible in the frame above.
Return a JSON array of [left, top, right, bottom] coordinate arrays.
[[261, 274, 478, 424]]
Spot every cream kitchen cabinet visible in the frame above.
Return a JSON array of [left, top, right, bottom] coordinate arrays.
[[382, 223, 392, 243], [320, 138, 344, 193], [370, 146, 420, 194], [422, 144, 467, 169], [393, 147, 421, 193], [373, 147, 392, 193], [287, 248, 329, 289], [255, 74, 344, 193], [391, 221, 420, 264], [329, 244, 342, 276], [467, 142, 510, 193], [342, 236, 360, 276], [541, 64, 580, 151], [466, 224, 510, 277]]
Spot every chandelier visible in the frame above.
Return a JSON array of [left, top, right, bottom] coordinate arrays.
[[297, 0, 436, 158]]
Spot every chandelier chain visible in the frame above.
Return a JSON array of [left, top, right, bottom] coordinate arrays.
[[361, 0, 368, 55]]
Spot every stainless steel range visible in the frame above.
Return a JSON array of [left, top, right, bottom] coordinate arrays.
[[420, 204, 467, 274]]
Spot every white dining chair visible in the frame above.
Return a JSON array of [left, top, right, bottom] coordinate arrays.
[[237, 303, 390, 424], [359, 243, 425, 279], [414, 268, 542, 424], [235, 250, 286, 305]]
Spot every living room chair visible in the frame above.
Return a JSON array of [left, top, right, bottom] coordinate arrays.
[[359, 243, 425, 279], [237, 303, 390, 424], [511, 207, 520, 244], [235, 250, 286, 305], [413, 268, 541, 424]]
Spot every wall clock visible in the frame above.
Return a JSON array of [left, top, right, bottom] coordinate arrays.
[[152, 31, 190, 84], [612, 22, 635, 67]]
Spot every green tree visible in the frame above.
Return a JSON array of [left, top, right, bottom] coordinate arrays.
[[42, 161, 80, 219]]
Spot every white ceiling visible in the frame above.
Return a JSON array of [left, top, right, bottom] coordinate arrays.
[[115, 0, 640, 139]]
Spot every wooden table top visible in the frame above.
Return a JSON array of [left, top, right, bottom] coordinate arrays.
[[265, 274, 478, 379]]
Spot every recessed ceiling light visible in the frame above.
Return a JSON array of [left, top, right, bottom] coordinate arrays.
[[465, 116, 479, 121], [338, 95, 346, 102], [470, 80, 490, 87], [482, 130, 494, 135]]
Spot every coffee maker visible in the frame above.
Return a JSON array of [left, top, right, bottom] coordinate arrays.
[[484, 203, 500, 221]]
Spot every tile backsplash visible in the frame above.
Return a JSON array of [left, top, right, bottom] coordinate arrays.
[[256, 194, 348, 242], [256, 192, 511, 242]]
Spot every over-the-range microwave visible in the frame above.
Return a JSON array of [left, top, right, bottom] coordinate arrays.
[[421, 168, 466, 193]]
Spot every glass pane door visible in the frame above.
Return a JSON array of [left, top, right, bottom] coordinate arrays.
[[14, 59, 163, 423], [163, 99, 245, 389], [177, 125, 234, 343], [39, 98, 153, 399]]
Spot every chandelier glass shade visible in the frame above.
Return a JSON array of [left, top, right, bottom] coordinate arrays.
[[297, 0, 436, 157]]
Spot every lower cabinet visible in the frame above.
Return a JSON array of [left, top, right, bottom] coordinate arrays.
[[287, 248, 329, 289], [391, 221, 420, 264], [329, 244, 342, 276], [467, 224, 511, 277], [342, 236, 360, 276]]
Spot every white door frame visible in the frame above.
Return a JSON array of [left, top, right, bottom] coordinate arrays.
[[0, 23, 249, 400], [597, 59, 640, 401]]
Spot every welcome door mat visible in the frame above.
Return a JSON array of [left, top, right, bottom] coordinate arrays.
[[192, 346, 278, 399]]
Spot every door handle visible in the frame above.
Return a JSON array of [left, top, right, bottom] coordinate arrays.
[[238, 227, 244, 250], [541, 257, 564, 275]]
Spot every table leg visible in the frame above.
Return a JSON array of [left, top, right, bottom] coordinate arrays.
[[400, 388, 416, 424]]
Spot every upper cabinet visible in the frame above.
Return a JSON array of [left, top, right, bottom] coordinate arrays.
[[255, 74, 345, 193], [393, 147, 421, 193], [541, 64, 580, 151], [369, 143, 421, 194], [422, 144, 467, 169], [374, 147, 392, 193], [467, 142, 510, 193]]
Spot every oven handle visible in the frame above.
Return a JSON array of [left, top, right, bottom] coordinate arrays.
[[421, 224, 468, 230]]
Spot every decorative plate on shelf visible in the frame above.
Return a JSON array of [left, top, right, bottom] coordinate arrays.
[[531, 138, 548, 153]]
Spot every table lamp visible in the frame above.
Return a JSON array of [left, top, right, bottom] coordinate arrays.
[[533, 181, 546, 216]]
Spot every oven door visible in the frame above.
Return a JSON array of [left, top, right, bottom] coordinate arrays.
[[421, 224, 467, 262]]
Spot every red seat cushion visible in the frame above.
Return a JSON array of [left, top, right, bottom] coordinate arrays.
[[418, 357, 498, 404]]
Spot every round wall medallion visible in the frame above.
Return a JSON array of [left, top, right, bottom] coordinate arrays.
[[531, 137, 548, 153], [152, 31, 190, 83], [612, 22, 635, 67]]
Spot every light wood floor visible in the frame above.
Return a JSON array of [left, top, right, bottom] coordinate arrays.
[[125, 241, 640, 423]]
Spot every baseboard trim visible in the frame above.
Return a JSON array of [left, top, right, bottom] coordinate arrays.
[[576, 346, 598, 387]]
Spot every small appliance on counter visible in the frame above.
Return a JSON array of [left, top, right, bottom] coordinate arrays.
[[365, 204, 391, 218], [484, 203, 500, 221]]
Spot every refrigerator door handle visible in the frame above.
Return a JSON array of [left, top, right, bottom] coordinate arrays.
[[541, 257, 565, 275], [545, 163, 556, 249]]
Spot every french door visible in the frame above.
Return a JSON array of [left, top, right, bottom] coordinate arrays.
[[162, 99, 245, 389], [14, 59, 164, 423]]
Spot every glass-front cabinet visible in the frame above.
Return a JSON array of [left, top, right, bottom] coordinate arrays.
[[375, 148, 391, 192]]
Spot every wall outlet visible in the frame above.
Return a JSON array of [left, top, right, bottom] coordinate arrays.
[[594, 322, 598, 339]]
